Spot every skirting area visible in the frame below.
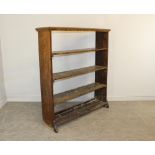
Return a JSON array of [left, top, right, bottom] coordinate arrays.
[[0, 101, 155, 140]]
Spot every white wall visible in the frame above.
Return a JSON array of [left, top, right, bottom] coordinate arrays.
[[0, 38, 6, 107], [0, 14, 155, 102], [104, 15, 155, 100]]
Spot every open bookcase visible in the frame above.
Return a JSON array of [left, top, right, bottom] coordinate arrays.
[[36, 27, 110, 132]]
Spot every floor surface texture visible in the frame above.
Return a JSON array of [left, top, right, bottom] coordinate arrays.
[[0, 101, 155, 141]]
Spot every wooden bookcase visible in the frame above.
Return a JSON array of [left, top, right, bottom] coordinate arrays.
[[36, 27, 110, 132]]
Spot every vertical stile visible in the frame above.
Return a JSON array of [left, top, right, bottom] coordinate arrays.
[[95, 32, 109, 103], [37, 30, 54, 126]]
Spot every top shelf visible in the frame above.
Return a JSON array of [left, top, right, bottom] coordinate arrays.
[[36, 27, 110, 32]]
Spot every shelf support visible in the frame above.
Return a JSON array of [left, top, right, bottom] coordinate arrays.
[[37, 30, 54, 126], [95, 32, 109, 104]]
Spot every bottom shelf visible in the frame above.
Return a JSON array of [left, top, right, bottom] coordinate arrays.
[[53, 98, 109, 132]]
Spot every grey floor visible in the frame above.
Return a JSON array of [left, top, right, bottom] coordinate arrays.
[[0, 101, 155, 140]]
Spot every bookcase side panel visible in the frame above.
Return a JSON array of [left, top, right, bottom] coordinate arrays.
[[95, 32, 109, 102], [38, 30, 54, 126]]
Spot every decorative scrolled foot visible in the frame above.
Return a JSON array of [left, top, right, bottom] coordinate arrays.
[[53, 126, 58, 133], [53, 121, 58, 133], [103, 103, 109, 108]]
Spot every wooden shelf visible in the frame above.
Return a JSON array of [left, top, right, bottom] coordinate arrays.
[[52, 48, 107, 56], [53, 65, 107, 81], [54, 82, 106, 104], [54, 101, 82, 113], [36, 27, 110, 32], [54, 98, 108, 127]]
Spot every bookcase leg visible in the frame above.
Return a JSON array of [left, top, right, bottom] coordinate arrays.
[[95, 32, 109, 106], [38, 30, 54, 126], [103, 102, 109, 108], [53, 121, 58, 133], [53, 126, 58, 133]]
